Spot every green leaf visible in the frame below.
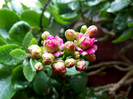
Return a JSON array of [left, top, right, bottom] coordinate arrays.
[[107, 0, 130, 13], [112, 28, 133, 43], [21, 10, 49, 28], [0, 76, 16, 99], [88, 2, 110, 17], [11, 0, 25, 14], [0, 9, 20, 38], [0, 44, 20, 66], [86, 0, 101, 6], [22, 32, 33, 52], [65, 66, 81, 75], [47, 6, 68, 24], [0, 64, 11, 79], [33, 71, 49, 94], [10, 49, 27, 61], [23, 58, 36, 82], [60, 12, 78, 20], [70, 72, 88, 93], [0, 37, 6, 46], [11, 65, 28, 90], [47, 22, 63, 36], [29, 38, 38, 46], [113, 12, 128, 31], [9, 21, 30, 44]]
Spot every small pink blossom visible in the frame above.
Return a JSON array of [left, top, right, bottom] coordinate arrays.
[[44, 35, 63, 57], [76, 33, 97, 55]]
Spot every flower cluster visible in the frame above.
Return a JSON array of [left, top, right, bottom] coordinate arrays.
[[28, 25, 98, 75]]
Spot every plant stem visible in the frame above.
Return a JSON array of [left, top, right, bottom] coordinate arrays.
[[40, 0, 51, 32]]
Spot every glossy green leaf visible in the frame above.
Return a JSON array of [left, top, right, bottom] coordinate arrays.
[[23, 59, 36, 82], [0, 76, 16, 99], [47, 6, 68, 24], [86, 0, 101, 6], [0, 9, 20, 38], [33, 71, 49, 94], [10, 49, 27, 61], [60, 12, 78, 20], [88, 2, 110, 17], [9, 21, 30, 44], [11, 0, 24, 14], [0, 37, 6, 46], [113, 12, 128, 31], [11, 65, 28, 90], [47, 22, 63, 36], [107, 0, 130, 13], [112, 28, 133, 43], [21, 10, 49, 28], [0, 64, 11, 79], [22, 32, 33, 52], [65, 66, 81, 75], [29, 38, 38, 46], [56, 1, 72, 14], [0, 44, 20, 65], [70, 72, 88, 93]]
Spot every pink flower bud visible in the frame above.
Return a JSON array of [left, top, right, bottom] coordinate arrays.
[[28, 45, 42, 58], [35, 62, 43, 71], [74, 51, 80, 59], [52, 60, 66, 75], [85, 25, 98, 37], [44, 35, 63, 53], [80, 37, 96, 51], [41, 31, 50, 40], [80, 25, 87, 33], [86, 53, 96, 62], [42, 53, 54, 65], [65, 58, 76, 68], [65, 29, 76, 41], [64, 41, 75, 54], [28, 45, 40, 52], [76, 60, 86, 71]]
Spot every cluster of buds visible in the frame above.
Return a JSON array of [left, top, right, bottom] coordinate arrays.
[[28, 25, 98, 75]]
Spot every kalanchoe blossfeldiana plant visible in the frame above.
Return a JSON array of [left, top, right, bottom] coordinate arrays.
[[28, 25, 98, 75]]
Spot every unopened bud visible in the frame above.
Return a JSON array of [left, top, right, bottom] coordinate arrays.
[[85, 25, 98, 37], [65, 58, 76, 68], [42, 31, 50, 40], [28, 45, 40, 52], [86, 53, 96, 62], [80, 25, 87, 33], [65, 29, 76, 41], [35, 62, 43, 71], [74, 51, 80, 59], [28, 45, 42, 58], [32, 49, 42, 58], [52, 60, 66, 75], [42, 53, 54, 65], [64, 41, 75, 54], [76, 60, 86, 71]]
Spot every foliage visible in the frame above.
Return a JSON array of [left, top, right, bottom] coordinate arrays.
[[0, 0, 132, 98]]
